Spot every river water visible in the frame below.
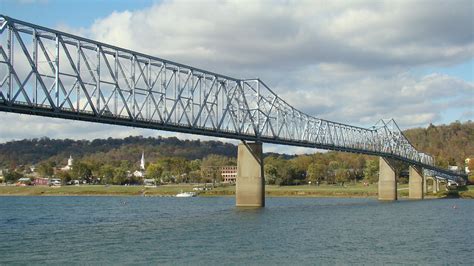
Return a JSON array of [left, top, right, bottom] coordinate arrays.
[[0, 196, 472, 265]]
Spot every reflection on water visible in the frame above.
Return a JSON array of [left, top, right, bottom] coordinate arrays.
[[0, 196, 472, 264]]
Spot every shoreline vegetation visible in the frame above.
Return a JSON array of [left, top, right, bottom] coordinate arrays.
[[1, 184, 472, 199]]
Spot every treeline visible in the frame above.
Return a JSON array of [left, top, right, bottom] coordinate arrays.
[[0, 136, 237, 169], [6, 151, 375, 186], [1, 121, 472, 185], [263, 152, 378, 186], [404, 121, 474, 167]]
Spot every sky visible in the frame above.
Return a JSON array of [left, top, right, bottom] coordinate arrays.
[[0, 0, 473, 154]]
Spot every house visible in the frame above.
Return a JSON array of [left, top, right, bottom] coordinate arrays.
[[133, 170, 145, 178], [16, 177, 32, 186], [221, 166, 237, 183], [33, 177, 49, 186], [466, 158, 472, 174]]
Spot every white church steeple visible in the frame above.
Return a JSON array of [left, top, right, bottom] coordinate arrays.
[[68, 155, 73, 167], [61, 155, 73, 171], [140, 152, 145, 170]]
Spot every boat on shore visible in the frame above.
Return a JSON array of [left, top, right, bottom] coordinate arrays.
[[175, 191, 196, 198]]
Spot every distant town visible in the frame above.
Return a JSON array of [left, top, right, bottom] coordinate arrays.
[[0, 151, 239, 187], [0, 146, 472, 192]]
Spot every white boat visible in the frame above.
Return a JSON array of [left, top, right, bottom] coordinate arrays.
[[175, 191, 196, 198]]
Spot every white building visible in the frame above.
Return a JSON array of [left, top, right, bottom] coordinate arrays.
[[133, 170, 145, 178], [61, 155, 73, 171], [140, 151, 145, 170], [466, 158, 472, 174], [133, 152, 146, 178]]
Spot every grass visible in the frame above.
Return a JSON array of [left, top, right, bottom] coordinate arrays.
[[0, 183, 471, 198], [0, 184, 197, 196], [458, 185, 474, 199], [203, 183, 407, 198], [0, 183, 395, 198]]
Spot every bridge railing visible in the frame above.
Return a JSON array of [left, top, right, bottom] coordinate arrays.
[[0, 15, 464, 179]]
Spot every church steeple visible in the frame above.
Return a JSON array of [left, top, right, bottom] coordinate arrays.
[[68, 155, 73, 167], [140, 151, 145, 170]]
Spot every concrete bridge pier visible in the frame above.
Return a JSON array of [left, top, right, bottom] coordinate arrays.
[[378, 157, 397, 201], [409, 165, 424, 199], [423, 175, 427, 196], [433, 178, 439, 193], [236, 142, 265, 207]]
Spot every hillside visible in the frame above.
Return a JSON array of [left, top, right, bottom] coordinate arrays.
[[0, 121, 472, 169], [404, 121, 474, 167], [0, 136, 237, 168]]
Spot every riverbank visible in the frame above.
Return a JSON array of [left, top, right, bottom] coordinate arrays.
[[1, 184, 472, 198]]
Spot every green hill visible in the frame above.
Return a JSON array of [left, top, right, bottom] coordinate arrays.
[[0, 136, 237, 168], [404, 121, 474, 167], [0, 121, 472, 169]]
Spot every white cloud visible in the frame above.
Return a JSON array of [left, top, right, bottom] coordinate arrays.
[[278, 71, 473, 127], [85, 0, 473, 71]]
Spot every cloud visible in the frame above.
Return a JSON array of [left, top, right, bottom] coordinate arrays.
[[82, 0, 473, 73], [278, 71, 473, 127], [0, 0, 473, 154]]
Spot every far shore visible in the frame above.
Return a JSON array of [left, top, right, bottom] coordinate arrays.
[[0, 184, 472, 199]]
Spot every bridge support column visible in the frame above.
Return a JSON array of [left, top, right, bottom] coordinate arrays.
[[236, 142, 264, 207], [409, 166, 424, 199], [378, 157, 397, 201], [423, 175, 427, 196], [433, 179, 439, 193]]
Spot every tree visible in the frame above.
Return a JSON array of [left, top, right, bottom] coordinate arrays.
[[71, 161, 93, 182], [170, 157, 190, 183], [201, 155, 234, 185], [113, 167, 128, 185], [146, 163, 164, 182], [327, 161, 341, 184], [56, 170, 72, 184], [264, 164, 278, 185], [468, 159, 474, 172], [364, 159, 379, 183], [99, 164, 115, 184], [187, 170, 202, 183], [264, 155, 294, 185], [189, 159, 201, 171], [160, 170, 174, 183], [37, 162, 54, 178], [4, 171, 23, 183], [291, 155, 313, 174], [335, 168, 350, 186], [307, 162, 327, 185]]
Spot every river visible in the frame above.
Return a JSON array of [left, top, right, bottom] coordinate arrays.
[[0, 196, 472, 264]]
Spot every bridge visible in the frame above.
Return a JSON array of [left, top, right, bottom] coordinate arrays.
[[0, 15, 465, 206]]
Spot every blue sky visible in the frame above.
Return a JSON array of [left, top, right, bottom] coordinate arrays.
[[1, 0, 154, 27], [0, 0, 472, 153], [415, 60, 473, 82]]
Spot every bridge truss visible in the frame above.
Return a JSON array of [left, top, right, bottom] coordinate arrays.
[[0, 15, 464, 180]]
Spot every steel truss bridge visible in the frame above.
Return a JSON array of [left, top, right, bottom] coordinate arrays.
[[0, 15, 465, 180]]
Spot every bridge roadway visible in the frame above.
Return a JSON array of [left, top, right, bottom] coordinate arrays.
[[0, 15, 465, 206]]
